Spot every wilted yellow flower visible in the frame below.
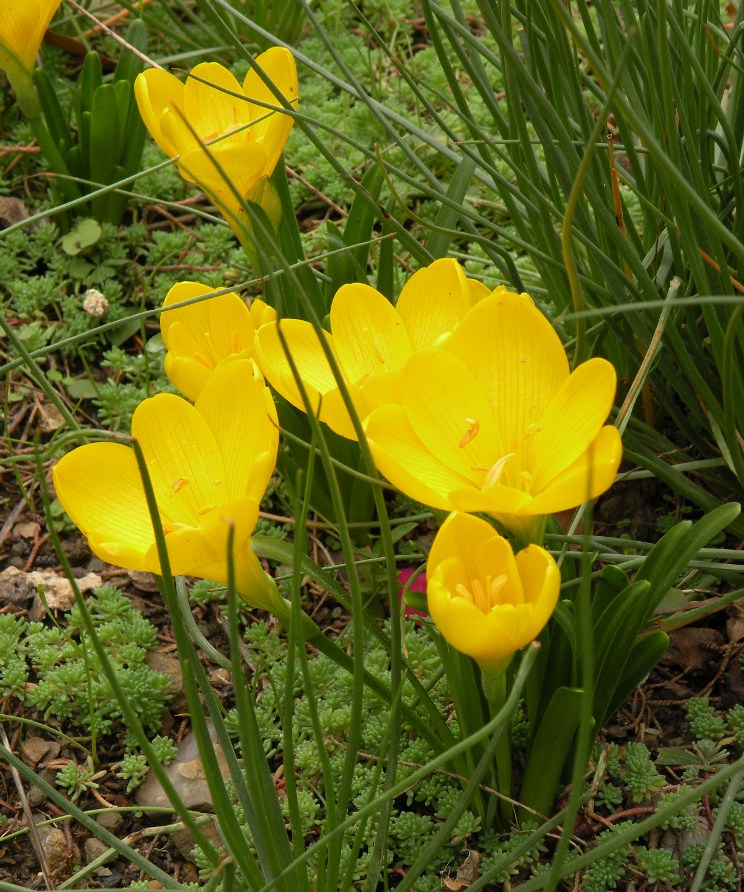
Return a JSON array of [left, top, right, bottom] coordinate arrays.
[[254, 258, 490, 439], [0, 0, 61, 113], [427, 512, 560, 672], [134, 48, 297, 231], [52, 360, 290, 620], [365, 290, 622, 543], [160, 281, 275, 401]]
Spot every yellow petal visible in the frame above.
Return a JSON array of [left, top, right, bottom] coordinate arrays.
[[195, 359, 279, 503], [365, 404, 471, 510], [514, 545, 561, 633], [396, 258, 480, 351], [250, 298, 277, 328], [134, 68, 188, 157], [428, 573, 532, 669], [161, 281, 256, 399], [475, 533, 523, 606], [52, 442, 157, 571], [164, 354, 212, 403], [446, 292, 569, 441], [0, 0, 61, 78], [401, 349, 503, 479], [177, 140, 268, 218], [448, 483, 532, 515], [132, 393, 226, 525], [182, 62, 247, 143], [255, 318, 338, 409], [526, 358, 617, 493], [242, 47, 298, 173], [427, 512, 494, 584], [330, 283, 412, 384], [524, 425, 623, 515]]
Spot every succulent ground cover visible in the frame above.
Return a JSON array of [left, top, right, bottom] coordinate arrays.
[[1, 1, 744, 890]]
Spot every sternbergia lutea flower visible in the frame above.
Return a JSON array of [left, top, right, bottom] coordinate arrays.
[[254, 258, 490, 439], [426, 512, 560, 672], [0, 0, 61, 114], [52, 360, 292, 621], [134, 48, 297, 231], [365, 289, 623, 543], [160, 281, 275, 401]]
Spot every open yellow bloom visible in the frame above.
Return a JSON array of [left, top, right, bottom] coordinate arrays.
[[254, 258, 490, 439], [134, 47, 297, 230], [161, 281, 275, 401], [0, 0, 61, 111], [427, 513, 560, 672], [365, 290, 622, 542], [53, 360, 289, 619]]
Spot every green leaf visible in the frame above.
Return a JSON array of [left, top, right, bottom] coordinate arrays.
[[519, 686, 584, 822], [591, 564, 630, 630], [60, 219, 102, 256], [635, 503, 741, 625], [80, 52, 103, 117], [113, 18, 147, 86], [600, 631, 669, 726], [63, 378, 98, 400], [426, 156, 476, 259]]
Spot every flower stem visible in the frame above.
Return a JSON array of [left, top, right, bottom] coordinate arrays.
[[481, 661, 513, 828]]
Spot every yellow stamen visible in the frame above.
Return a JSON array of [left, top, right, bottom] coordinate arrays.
[[193, 351, 213, 369], [459, 418, 480, 449], [198, 504, 218, 516], [454, 574, 509, 614], [162, 522, 187, 536], [483, 453, 515, 489], [172, 477, 190, 493]]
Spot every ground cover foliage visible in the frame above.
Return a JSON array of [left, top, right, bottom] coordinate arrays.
[[1, 1, 744, 890]]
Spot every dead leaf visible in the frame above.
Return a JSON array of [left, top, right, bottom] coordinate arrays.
[[663, 627, 723, 671], [13, 521, 40, 539], [442, 850, 481, 890], [725, 599, 744, 643]]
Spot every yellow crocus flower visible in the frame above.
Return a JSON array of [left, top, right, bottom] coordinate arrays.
[[52, 360, 290, 620], [426, 512, 560, 672], [0, 0, 61, 113], [254, 258, 491, 439], [134, 47, 297, 232], [160, 281, 275, 401], [365, 289, 622, 543]]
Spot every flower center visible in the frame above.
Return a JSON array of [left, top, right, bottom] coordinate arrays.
[[455, 574, 509, 614]]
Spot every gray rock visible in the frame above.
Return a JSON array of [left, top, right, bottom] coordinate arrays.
[[135, 724, 231, 813], [84, 836, 111, 865]]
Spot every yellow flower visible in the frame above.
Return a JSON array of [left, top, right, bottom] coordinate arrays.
[[365, 289, 622, 542], [134, 47, 297, 231], [254, 258, 490, 439], [0, 0, 61, 111], [52, 360, 289, 619], [427, 512, 560, 672], [160, 281, 275, 401]]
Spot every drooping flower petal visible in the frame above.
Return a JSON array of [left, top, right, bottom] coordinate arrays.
[[52, 442, 159, 571], [53, 370, 285, 617]]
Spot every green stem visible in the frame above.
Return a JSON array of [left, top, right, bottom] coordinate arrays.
[[481, 662, 512, 828]]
